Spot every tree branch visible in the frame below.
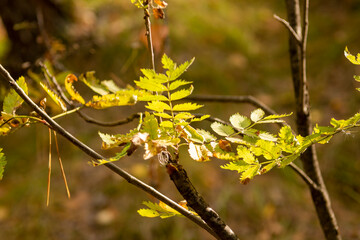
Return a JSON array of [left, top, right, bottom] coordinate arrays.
[[165, 154, 239, 240], [0, 64, 219, 239], [283, 0, 341, 239], [273, 14, 302, 45]]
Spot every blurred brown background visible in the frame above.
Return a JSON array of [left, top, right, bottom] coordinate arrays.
[[0, 0, 359, 239]]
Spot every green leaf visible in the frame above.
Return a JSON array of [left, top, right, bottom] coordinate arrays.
[[258, 132, 278, 141], [162, 54, 176, 71], [93, 143, 132, 166], [137, 93, 168, 102], [0, 148, 6, 180], [250, 108, 265, 122], [279, 126, 295, 143], [258, 112, 292, 123], [160, 120, 173, 128], [237, 146, 256, 164], [211, 122, 235, 137], [280, 154, 300, 167], [344, 47, 360, 65], [174, 112, 194, 120], [39, 82, 67, 111], [142, 114, 159, 139], [196, 129, 217, 142], [65, 74, 85, 104], [190, 114, 210, 122], [79, 71, 109, 96], [229, 113, 251, 129], [146, 101, 171, 112], [169, 58, 195, 81], [154, 112, 173, 119], [240, 164, 260, 183], [3, 76, 28, 114], [137, 208, 160, 218], [221, 161, 249, 173], [261, 161, 278, 174], [140, 69, 168, 84], [188, 142, 212, 161], [172, 102, 203, 111], [86, 91, 137, 109], [170, 85, 194, 101], [252, 139, 282, 160], [183, 125, 205, 143], [101, 80, 122, 93], [135, 77, 168, 92], [169, 80, 192, 91]]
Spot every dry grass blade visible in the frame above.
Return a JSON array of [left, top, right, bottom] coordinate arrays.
[[54, 131, 71, 198]]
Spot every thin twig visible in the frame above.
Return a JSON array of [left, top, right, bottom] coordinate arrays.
[[0, 64, 218, 239], [144, 7, 156, 71], [273, 14, 302, 45], [289, 162, 320, 191]]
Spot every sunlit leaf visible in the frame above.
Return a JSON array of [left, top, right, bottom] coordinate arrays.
[[190, 114, 210, 122], [0, 148, 6, 180], [65, 74, 85, 104], [258, 112, 292, 123], [240, 164, 260, 183], [229, 113, 251, 129], [174, 112, 194, 120], [344, 47, 360, 65], [220, 160, 249, 173], [135, 77, 168, 92], [169, 80, 192, 91], [137, 208, 160, 218], [146, 101, 171, 112], [154, 0, 168, 8], [170, 85, 194, 101], [250, 108, 265, 122], [196, 129, 217, 142], [160, 120, 173, 129], [261, 161, 278, 174], [87, 91, 137, 109], [172, 102, 203, 111], [79, 71, 109, 96], [153, 8, 165, 19], [138, 93, 168, 102], [188, 142, 212, 161], [3, 76, 28, 114], [101, 80, 122, 93], [168, 58, 195, 81], [354, 75, 360, 82], [237, 146, 256, 164], [39, 82, 67, 111], [154, 112, 172, 119], [162, 54, 175, 71], [142, 114, 159, 139], [280, 154, 300, 167], [183, 125, 204, 143], [211, 122, 235, 137], [258, 132, 278, 142]]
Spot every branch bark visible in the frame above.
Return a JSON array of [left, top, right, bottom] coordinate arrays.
[[165, 154, 239, 240], [283, 1, 341, 239], [0, 64, 219, 239]]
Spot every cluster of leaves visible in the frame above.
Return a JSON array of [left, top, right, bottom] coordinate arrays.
[[131, 0, 168, 19], [97, 54, 209, 165], [138, 200, 197, 218]]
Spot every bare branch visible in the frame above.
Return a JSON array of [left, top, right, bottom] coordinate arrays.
[[273, 14, 302, 45], [0, 64, 219, 239], [289, 162, 320, 191]]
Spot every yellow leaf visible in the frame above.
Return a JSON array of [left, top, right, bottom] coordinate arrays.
[[65, 74, 85, 104]]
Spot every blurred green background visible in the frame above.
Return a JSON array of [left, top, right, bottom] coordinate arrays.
[[0, 0, 359, 239]]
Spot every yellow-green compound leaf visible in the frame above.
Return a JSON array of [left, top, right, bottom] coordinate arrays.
[[65, 74, 85, 104], [93, 143, 132, 166], [138, 93, 168, 102], [237, 146, 256, 164], [250, 108, 265, 122], [229, 113, 251, 129], [79, 71, 109, 96], [39, 82, 67, 111], [138, 201, 192, 219], [146, 101, 171, 112], [188, 142, 212, 161], [138, 208, 160, 218], [170, 85, 194, 101], [0, 148, 6, 180], [344, 47, 360, 65], [142, 114, 159, 139], [211, 122, 235, 137], [190, 114, 210, 123], [280, 154, 300, 168], [258, 132, 278, 142], [169, 80, 192, 91], [135, 77, 168, 92], [172, 102, 203, 111], [3, 76, 28, 114]]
